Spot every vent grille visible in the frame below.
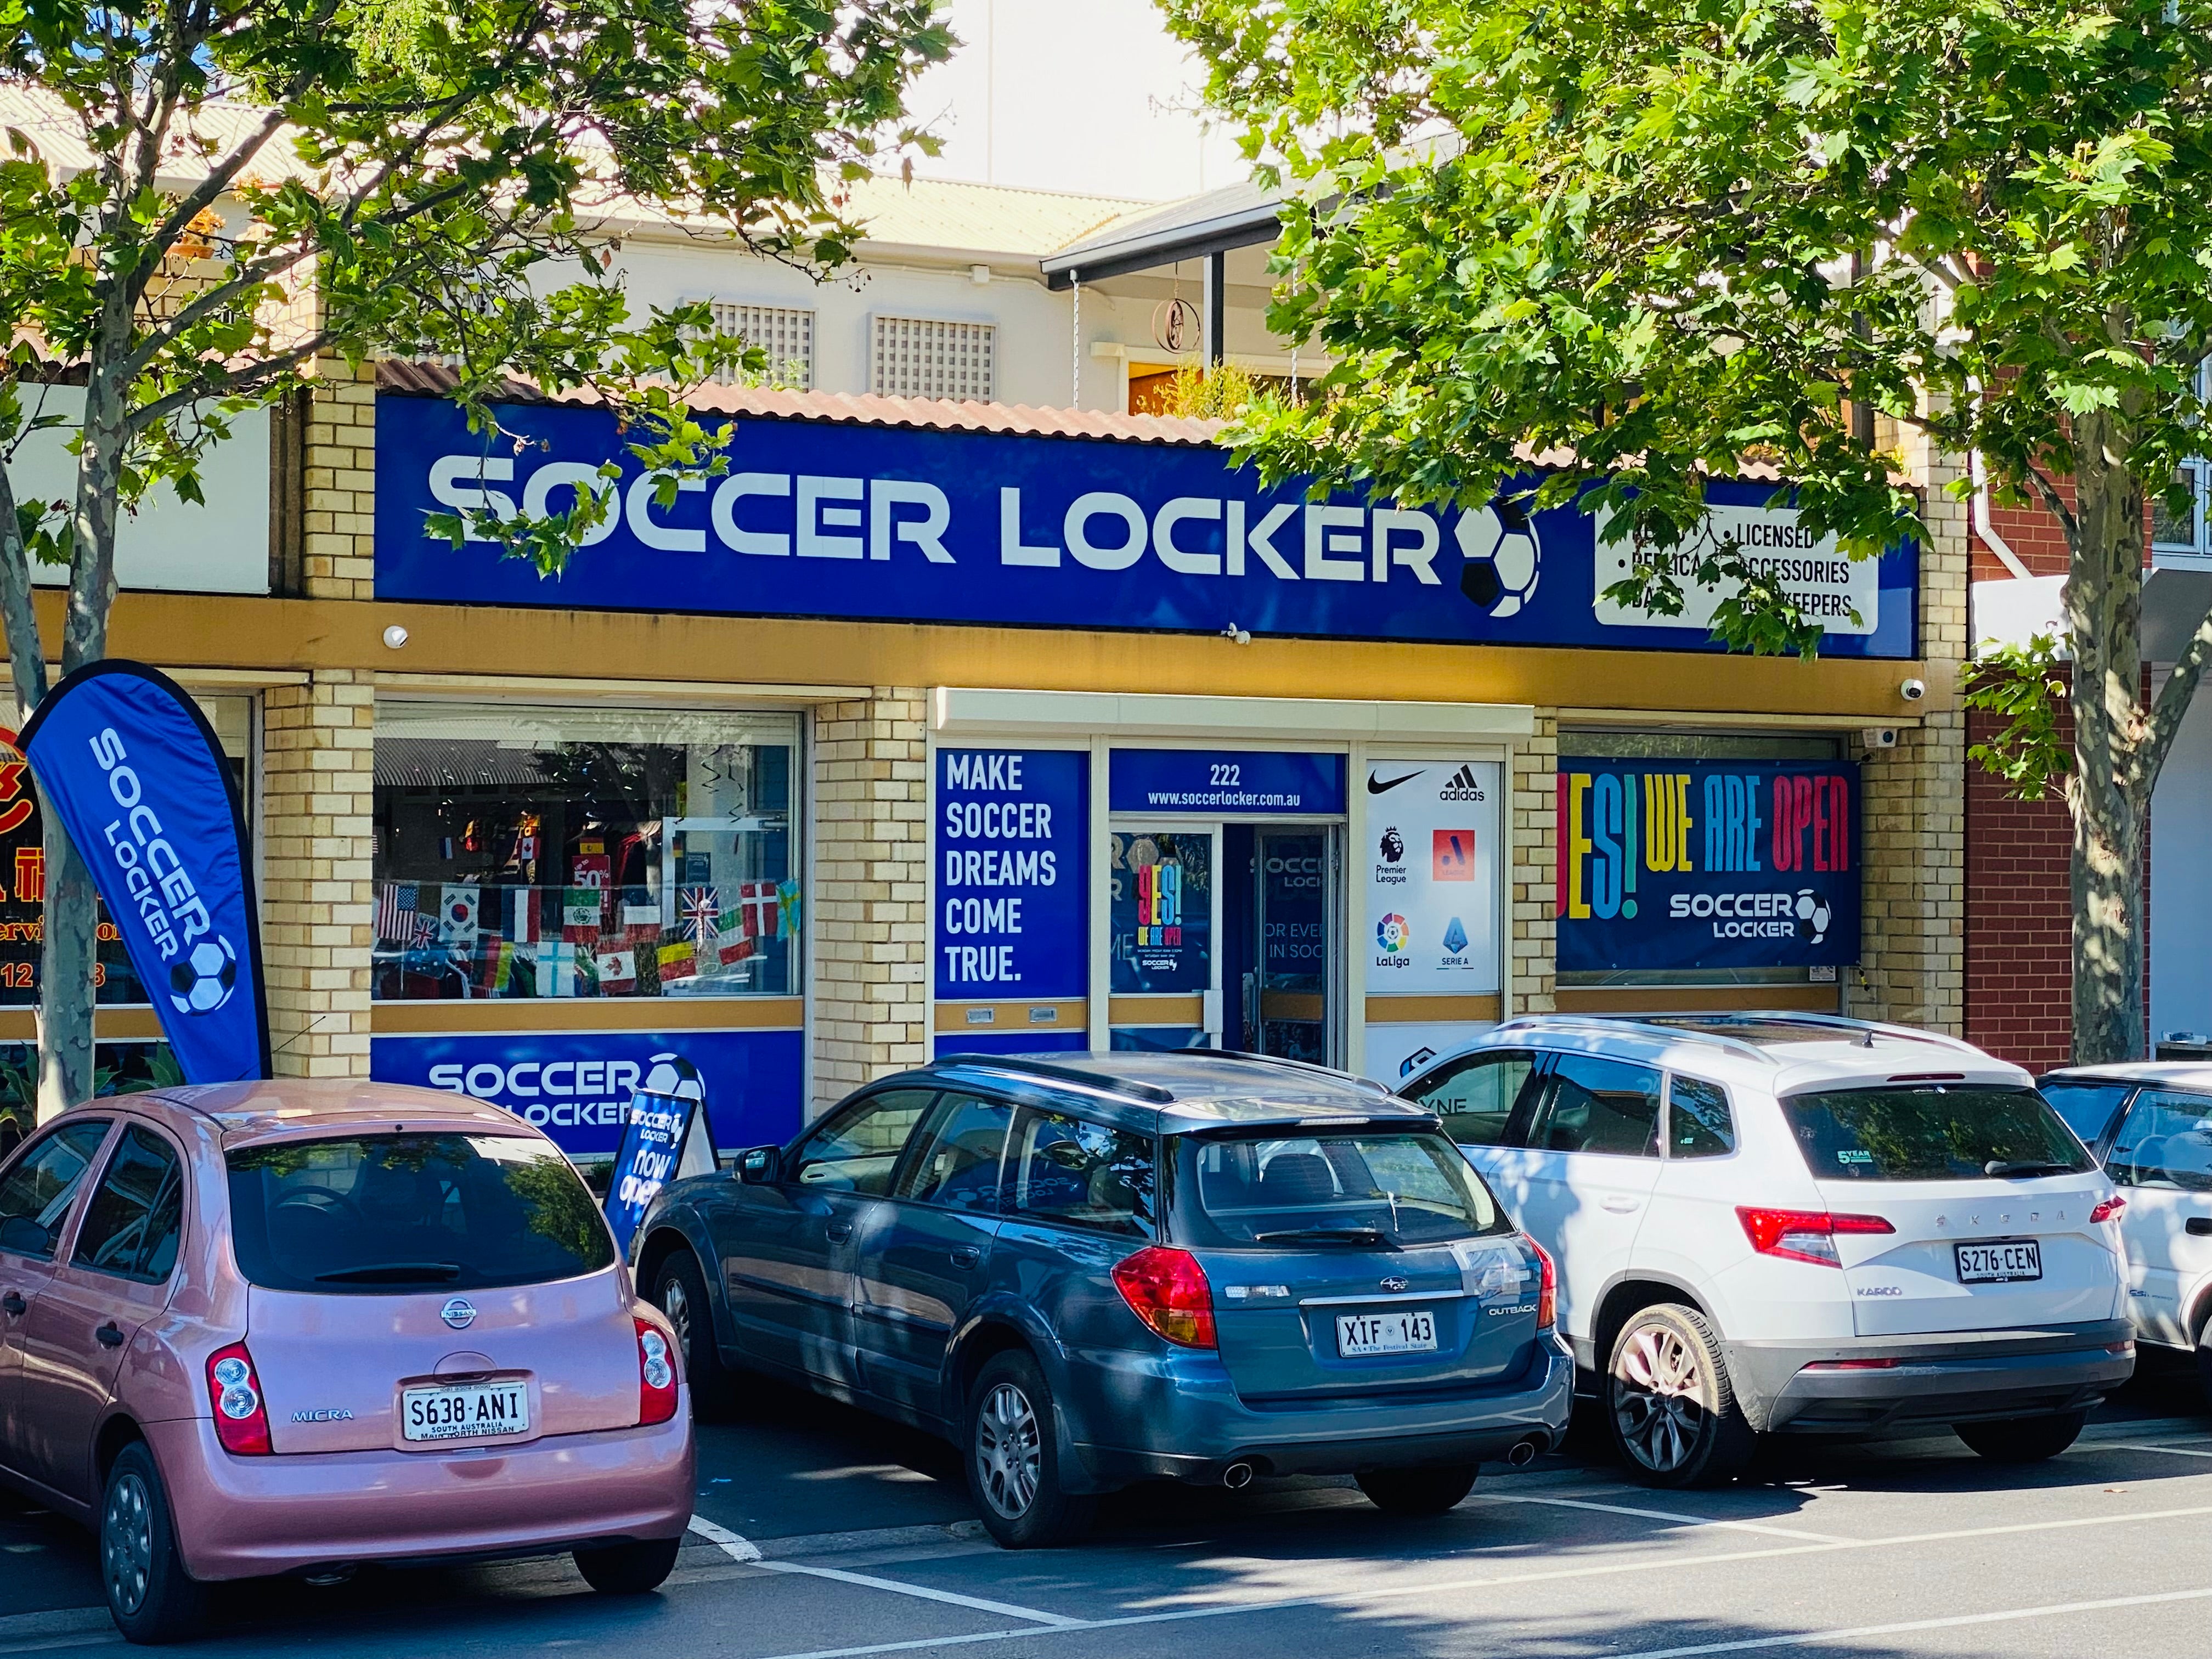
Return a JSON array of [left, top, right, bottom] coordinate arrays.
[[708, 302, 815, 389], [871, 315, 996, 403]]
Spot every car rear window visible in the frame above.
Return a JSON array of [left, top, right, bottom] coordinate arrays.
[[1781, 1085, 2095, 1182], [2036, 1079, 2133, 1147], [1172, 1131, 1513, 1248], [226, 1133, 615, 1294]]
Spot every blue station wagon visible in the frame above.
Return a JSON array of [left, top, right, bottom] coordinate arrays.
[[632, 1052, 1573, 1545]]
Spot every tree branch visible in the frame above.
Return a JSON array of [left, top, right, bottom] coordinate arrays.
[[2134, 601, 2212, 798], [0, 462, 50, 729]]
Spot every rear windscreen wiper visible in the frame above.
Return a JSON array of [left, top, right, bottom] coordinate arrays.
[[314, 1262, 464, 1284], [1250, 1227, 1396, 1248], [1983, 1160, 2077, 1179]]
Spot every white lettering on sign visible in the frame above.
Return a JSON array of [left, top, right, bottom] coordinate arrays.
[[1593, 504, 1880, 635]]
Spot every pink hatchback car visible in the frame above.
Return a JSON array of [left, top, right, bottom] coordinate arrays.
[[0, 1080, 694, 1644]]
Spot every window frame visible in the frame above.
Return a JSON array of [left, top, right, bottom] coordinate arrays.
[[2107, 1088, 2212, 1191], [787, 1087, 940, 1195], [2034, 1076, 2138, 1161], [70, 1119, 188, 1286], [0, 1116, 116, 1264], [2154, 360, 2212, 561], [1402, 1047, 1542, 1148], [891, 1089, 1017, 1215]]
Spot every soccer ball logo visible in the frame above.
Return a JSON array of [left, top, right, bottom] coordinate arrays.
[[1376, 913, 1409, 952], [1379, 827, 1404, 862], [1455, 498, 1543, 619], [1795, 889, 1833, 945], [170, 936, 238, 1015]]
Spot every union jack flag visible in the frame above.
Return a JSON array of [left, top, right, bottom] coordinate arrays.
[[408, 914, 439, 951], [679, 886, 722, 949]]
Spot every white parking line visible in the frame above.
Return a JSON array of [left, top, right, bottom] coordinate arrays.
[[748, 1498, 2212, 1659], [1472, 1493, 1851, 1542], [1620, 1584, 2212, 1658], [691, 1512, 1080, 1629], [2096, 1442, 2212, 1460]]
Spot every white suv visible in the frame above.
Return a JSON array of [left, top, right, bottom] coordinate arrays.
[[1399, 1013, 2132, 1487]]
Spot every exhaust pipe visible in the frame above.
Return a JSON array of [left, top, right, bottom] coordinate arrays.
[[1505, 1438, 1542, 1468], [1222, 1461, 1256, 1489]]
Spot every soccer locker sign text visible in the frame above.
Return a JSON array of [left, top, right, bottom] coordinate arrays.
[[1556, 758, 1860, 972]]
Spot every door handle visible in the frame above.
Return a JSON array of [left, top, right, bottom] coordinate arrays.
[[949, 1246, 981, 1268], [0, 1291, 23, 1317], [1601, 1197, 1642, 1214], [94, 1323, 125, 1350], [825, 1221, 854, 1243], [2188, 1217, 2212, 1237]]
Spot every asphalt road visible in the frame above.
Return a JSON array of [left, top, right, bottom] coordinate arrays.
[[2, 1351, 2208, 1654]]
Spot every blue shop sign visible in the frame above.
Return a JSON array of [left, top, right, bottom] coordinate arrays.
[[1556, 758, 1860, 972], [1109, 749, 1346, 815], [370, 1027, 802, 1159], [375, 398, 1918, 658], [935, 748, 1088, 1001]]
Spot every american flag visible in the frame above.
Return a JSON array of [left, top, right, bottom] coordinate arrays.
[[376, 883, 418, 942], [679, 886, 721, 949]]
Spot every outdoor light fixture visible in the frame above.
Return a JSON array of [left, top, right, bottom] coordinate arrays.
[[382, 624, 410, 649]]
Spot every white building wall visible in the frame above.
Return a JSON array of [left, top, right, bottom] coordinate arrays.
[[2153, 692, 2212, 1041]]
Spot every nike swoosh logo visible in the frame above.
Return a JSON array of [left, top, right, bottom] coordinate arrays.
[[1368, 770, 1424, 794]]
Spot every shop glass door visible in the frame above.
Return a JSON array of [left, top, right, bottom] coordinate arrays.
[[1108, 827, 1218, 1049], [1252, 829, 1333, 1065]]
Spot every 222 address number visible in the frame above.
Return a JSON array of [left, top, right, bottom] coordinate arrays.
[[1209, 764, 1242, 787]]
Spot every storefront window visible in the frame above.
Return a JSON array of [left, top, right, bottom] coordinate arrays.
[[371, 702, 800, 1001], [0, 695, 252, 1008]]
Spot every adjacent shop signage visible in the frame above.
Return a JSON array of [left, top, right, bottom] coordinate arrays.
[[1556, 758, 1860, 970], [935, 749, 1087, 1000], [376, 399, 1917, 658], [1363, 760, 1502, 995], [370, 1028, 802, 1159], [1108, 749, 1345, 814]]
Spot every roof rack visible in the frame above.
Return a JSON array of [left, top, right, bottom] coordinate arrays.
[[1206, 1049, 1393, 1095], [1492, 1011, 1988, 1063], [931, 1053, 1177, 1105]]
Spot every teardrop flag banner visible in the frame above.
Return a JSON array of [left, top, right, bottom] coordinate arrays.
[[18, 659, 270, 1082], [604, 1053, 718, 1255]]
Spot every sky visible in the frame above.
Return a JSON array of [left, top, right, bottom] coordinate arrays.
[[899, 0, 1249, 204]]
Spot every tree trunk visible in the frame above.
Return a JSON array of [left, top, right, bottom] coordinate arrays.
[[2068, 772, 2143, 1064]]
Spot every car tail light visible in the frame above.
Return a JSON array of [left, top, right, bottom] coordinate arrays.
[[1111, 1245, 1217, 1348], [1527, 1237, 1557, 1331], [205, 1343, 271, 1455], [635, 1317, 679, 1426], [1736, 1206, 1895, 1267], [2090, 1195, 2127, 1224]]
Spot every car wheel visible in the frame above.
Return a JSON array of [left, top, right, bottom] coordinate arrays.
[[965, 1350, 1095, 1549], [654, 1250, 735, 1419], [1953, 1411, 2086, 1463], [574, 1536, 682, 1594], [1355, 1463, 1479, 1516], [100, 1442, 207, 1645], [1605, 1303, 1756, 1489]]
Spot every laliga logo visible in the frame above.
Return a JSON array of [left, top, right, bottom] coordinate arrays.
[[1376, 913, 1410, 952], [1456, 498, 1542, 619], [170, 936, 238, 1014]]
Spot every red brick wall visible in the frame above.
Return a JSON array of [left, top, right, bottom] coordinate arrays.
[[1963, 707, 2076, 1071]]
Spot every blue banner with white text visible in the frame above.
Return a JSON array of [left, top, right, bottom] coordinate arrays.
[[18, 661, 269, 1082], [603, 1054, 715, 1256], [935, 748, 1088, 1001], [1557, 758, 1860, 972], [375, 398, 1918, 657]]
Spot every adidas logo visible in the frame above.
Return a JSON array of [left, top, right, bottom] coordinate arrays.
[[1439, 764, 1487, 803]]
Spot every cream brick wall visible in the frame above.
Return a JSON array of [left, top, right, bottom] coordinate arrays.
[[262, 671, 376, 1076], [301, 359, 376, 600], [1849, 431, 1968, 1032], [809, 688, 930, 1114], [1510, 716, 1559, 1015]]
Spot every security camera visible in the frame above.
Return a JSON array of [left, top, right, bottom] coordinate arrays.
[[1899, 677, 1927, 702], [1861, 727, 1899, 749]]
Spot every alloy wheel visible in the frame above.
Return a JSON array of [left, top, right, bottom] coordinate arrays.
[[1612, 1321, 1706, 1474], [102, 1470, 154, 1617], [974, 1381, 1041, 1519], [661, 1273, 693, 1354]]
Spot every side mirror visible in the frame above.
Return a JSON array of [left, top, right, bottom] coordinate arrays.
[[736, 1145, 782, 1185]]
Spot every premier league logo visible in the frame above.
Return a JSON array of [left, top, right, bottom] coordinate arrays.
[[170, 935, 239, 1015], [1456, 498, 1542, 619], [1379, 827, 1404, 862]]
